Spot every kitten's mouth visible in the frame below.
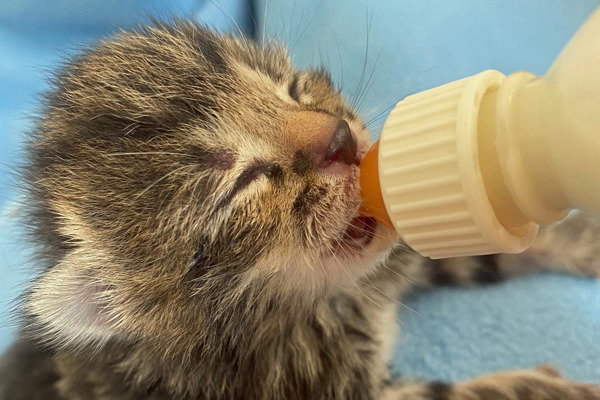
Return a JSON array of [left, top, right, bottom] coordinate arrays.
[[341, 216, 377, 251]]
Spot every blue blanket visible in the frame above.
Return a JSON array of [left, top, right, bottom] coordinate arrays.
[[1, 0, 600, 384]]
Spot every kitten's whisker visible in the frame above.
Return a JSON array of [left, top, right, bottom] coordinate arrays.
[[261, 0, 269, 44], [290, 0, 325, 52], [275, 3, 289, 44], [363, 100, 401, 128], [289, 3, 306, 50], [360, 80, 416, 128], [133, 165, 190, 200], [287, 0, 298, 45], [343, 234, 386, 257], [350, 7, 372, 111], [333, 246, 394, 317], [313, 252, 351, 293], [332, 240, 412, 327], [303, 253, 315, 271], [354, 52, 380, 113], [334, 35, 344, 90], [379, 262, 418, 285], [207, 0, 249, 44], [360, 273, 418, 314], [361, 67, 443, 132]]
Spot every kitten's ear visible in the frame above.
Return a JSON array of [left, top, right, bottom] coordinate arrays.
[[26, 249, 119, 347]]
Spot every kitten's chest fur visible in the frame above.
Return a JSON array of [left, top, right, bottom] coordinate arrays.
[[45, 285, 397, 400]]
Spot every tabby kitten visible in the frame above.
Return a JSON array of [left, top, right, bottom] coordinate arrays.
[[1, 20, 600, 400]]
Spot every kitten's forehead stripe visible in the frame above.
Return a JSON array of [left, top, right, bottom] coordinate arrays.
[[288, 74, 301, 102], [154, 21, 228, 74], [188, 146, 235, 170], [235, 43, 290, 83], [192, 30, 228, 74], [335, 105, 358, 121]]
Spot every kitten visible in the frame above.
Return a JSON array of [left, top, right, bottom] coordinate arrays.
[[1, 20, 600, 400]]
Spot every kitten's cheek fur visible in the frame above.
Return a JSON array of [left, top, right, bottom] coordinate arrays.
[[369, 224, 399, 254], [338, 225, 398, 281]]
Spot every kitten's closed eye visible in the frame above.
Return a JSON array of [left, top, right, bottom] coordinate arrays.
[[216, 162, 283, 210], [238, 162, 283, 188]]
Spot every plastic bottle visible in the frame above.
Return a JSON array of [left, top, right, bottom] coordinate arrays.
[[359, 7, 600, 259]]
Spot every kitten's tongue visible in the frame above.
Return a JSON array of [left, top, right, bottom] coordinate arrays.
[[344, 216, 377, 247]]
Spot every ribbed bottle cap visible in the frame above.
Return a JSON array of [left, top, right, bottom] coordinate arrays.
[[374, 70, 538, 259]]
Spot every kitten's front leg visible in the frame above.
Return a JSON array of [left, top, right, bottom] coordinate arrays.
[[381, 366, 600, 400], [388, 211, 600, 290]]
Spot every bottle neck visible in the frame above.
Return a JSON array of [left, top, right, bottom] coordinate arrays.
[[492, 72, 570, 225], [476, 84, 536, 237], [493, 69, 600, 225]]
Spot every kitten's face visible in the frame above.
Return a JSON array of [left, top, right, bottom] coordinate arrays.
[[26, 22, 397, 346]]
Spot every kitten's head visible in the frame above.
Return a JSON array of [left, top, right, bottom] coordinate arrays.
[[25, 21, 397, 349]]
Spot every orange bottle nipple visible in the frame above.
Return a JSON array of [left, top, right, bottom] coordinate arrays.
[[358, 141, 393, 228]]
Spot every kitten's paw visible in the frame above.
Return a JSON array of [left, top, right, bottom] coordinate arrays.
[[381, 367, 600, 400], [577, 383, 600, 398], [523, 212, 600, 279], [456, 366, 600, 400]]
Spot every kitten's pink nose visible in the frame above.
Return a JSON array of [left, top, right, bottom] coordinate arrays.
[[323, 119, 357, 167], [285, 111, 358, 169]]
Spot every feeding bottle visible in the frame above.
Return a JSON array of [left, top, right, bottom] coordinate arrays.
[[359, 7, 600, 259]]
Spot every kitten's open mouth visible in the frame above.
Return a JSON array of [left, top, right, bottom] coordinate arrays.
[[342, 216, 377, 250]]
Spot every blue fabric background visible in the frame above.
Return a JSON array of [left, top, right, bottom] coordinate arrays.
[[1, 0, 600, 385]]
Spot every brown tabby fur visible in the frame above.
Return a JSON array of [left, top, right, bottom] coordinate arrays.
[[1, 20, 600, 400]]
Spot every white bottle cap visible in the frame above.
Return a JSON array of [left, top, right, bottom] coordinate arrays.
[[378, 71, 538, 259]]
